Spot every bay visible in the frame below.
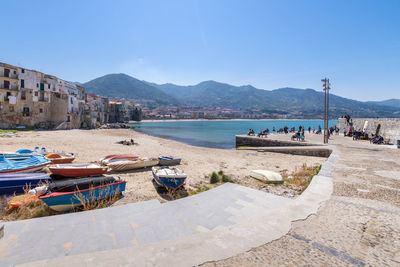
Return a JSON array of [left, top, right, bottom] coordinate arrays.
[[130, 120, 338, 149]]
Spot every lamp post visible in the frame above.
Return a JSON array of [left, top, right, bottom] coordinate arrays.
[[321, 78, 331, 144]]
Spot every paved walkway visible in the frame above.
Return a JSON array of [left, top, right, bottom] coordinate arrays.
[[205, 140, 400, 266], [1, 183, 294, 266]]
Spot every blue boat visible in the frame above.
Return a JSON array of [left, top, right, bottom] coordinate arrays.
[[0, 173, 52, 195], [0, 154, 50, 174], [152, 166, 187, 190], [158, 156, 182, 166], [39, 177, 126, 212]]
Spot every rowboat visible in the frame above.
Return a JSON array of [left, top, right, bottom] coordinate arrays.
[[99, 154, 139, 165], [48, 164, 108, 177], [33, 176, 126, 212], [107, 158, 159, 172], [0, 173, 52, 195], [45, 153, 75, 164], [152, 166, 187, 190], [0, 154, 51, 174], [250, 170, 283, 183], [158, 156, 182, 166]]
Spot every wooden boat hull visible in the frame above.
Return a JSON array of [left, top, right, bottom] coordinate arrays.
[[0, 173, 52, 195], [39, 180, 126, 212], [152, 167, 187, 190], [108, 159, 159, 171], [49, 166, 107, 177], [0, 155, 50, 174], [48, 157, 75, 164], [158, 157, 182, 166]]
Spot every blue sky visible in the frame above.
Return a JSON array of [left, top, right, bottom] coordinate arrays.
[[1, 0, 399, 101]]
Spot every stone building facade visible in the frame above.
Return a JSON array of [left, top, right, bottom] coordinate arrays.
[[0, 62, 141, 129]]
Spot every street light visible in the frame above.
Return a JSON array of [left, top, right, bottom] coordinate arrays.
[[321, 78, 331, 144]]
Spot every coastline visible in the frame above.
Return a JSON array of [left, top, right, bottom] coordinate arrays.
[[0, 129, 326, 206], [137, 118, 327, 123]]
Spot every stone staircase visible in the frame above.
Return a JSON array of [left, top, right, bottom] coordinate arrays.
[[0, 183, 295, 266]]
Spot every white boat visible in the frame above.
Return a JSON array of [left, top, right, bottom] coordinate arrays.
[[152, 166, 187, 190], [99, 154, 139, 165], [107, 158, 159, 172]]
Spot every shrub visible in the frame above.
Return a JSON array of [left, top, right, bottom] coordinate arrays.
[[210, 172, 220, 184], [221, 174, 234, 183], [218, 170, 224, 176]]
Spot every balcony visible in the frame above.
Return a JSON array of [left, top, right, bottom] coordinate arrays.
[[0, 73, 18, 80], [39, 97, 49, 102], [0, 86, 19, 92]]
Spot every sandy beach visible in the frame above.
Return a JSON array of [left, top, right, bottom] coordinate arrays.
[[0, 129, 326, 205]]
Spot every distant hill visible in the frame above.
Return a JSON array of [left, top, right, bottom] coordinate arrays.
[[83, 74, 180, 106], [81, 73, 400, 118], [366, 99, 400, 108], [152, 80, 400, 118]]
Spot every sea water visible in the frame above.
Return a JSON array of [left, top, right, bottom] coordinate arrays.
[[130, 120, 338, 149]]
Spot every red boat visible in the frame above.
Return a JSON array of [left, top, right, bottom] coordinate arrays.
[[48, 164, 107, 177], [45, 153, 75, 164]]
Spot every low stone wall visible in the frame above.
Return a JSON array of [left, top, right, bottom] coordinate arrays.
[[236, 135, 319, 147], [337, 118, 400, 143]]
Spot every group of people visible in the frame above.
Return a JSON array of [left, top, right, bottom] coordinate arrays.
[[247, 125, 337, 141]]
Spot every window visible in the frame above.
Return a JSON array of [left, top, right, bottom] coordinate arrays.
[[9, 106, 14, 112], [13, 70, 16, 74], [35, 92, 38, 96], [22, 107, 30, 116], [40, 83, 44, 91], [21, 90, 26, 100], [37, 83, 39, 88], [48, 84, 50, 89], [21, 69, 25, 73], [21, 79, 24, 88], [39, 108, 43, 113], [4, 81, 10, 89]]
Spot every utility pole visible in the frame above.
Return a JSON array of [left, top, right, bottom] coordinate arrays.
[[321, 78, 331, 144]]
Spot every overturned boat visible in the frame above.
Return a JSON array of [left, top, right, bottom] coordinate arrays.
[[45, 153, 75, 164]]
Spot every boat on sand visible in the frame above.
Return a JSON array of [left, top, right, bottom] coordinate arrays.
[[107, 158, 159, 172], [0, 173, 52, 195], [0, 154, 50, 174], [158, 156, 181, 166], [30, 176, 126, 212], [99, 154, 139, 165], [48, 164, 107, 177], [45, 153, 75, 164], [152, 166, 187, 190]]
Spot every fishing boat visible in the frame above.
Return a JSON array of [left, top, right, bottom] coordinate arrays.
[[152, 166, 187, 190], [45, 153, 75, 164], [0, 173, 52, 195], [48, 164, 107, 177], [99, 154, 139, 165], [0, 154, 51, 174], [31, 176, 126, 212], [158, 156, 182, 166], [107, 158, 159, 172]]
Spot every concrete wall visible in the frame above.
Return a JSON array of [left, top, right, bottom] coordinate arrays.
[[337, 117, 400, 143], [236, 135, 319, 147]]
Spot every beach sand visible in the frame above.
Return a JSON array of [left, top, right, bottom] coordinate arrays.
[[0, 129, 326, 205]]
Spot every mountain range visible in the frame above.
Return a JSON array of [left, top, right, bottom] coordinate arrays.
[[82, 73, 400, 118]]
